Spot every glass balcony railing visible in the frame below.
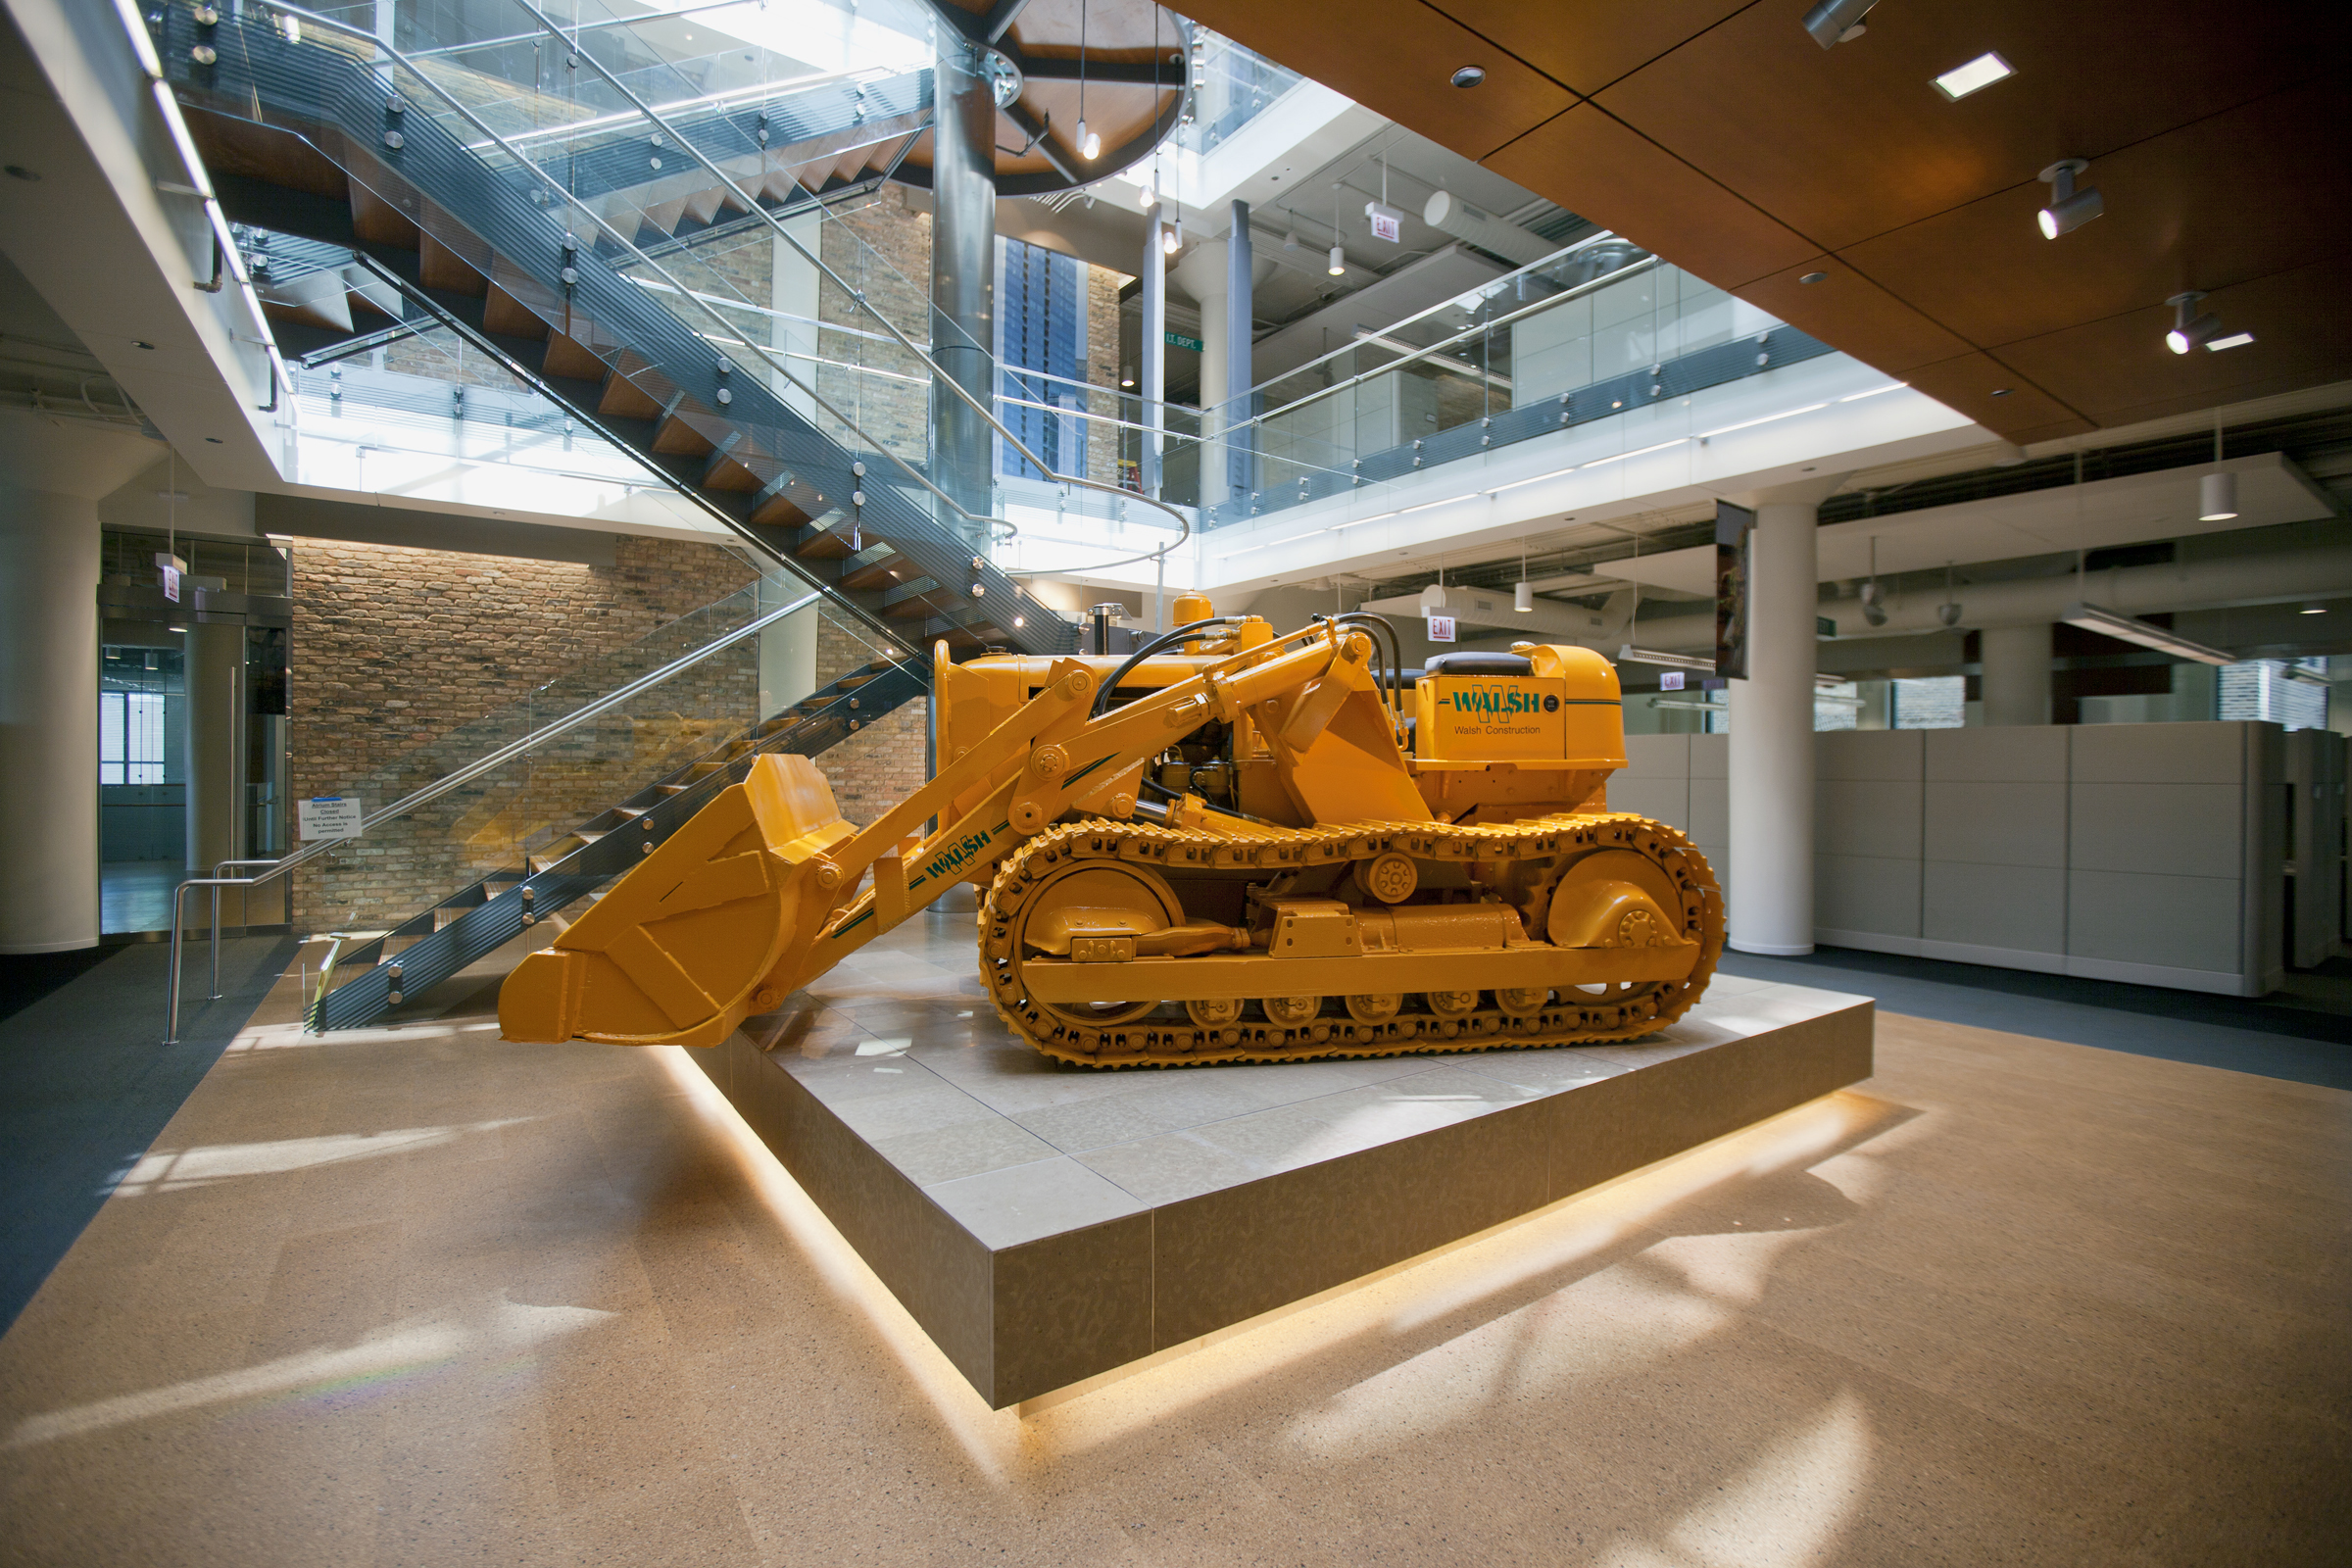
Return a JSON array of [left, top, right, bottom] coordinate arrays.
[[1191, 235, 1841, 529], [1174, 26, 1306, 156]]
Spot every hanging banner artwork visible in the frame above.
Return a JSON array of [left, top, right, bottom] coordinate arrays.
[[1714, 501, 1755, 681]]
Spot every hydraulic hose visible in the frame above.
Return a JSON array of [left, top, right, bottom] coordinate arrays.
[[1090, 616, 1247, 717]]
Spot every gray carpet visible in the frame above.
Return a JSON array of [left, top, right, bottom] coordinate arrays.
[[1720, 946, 2352, 1090], [0, 936, 295, 1334]]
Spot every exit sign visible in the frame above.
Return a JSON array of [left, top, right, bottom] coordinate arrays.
[[1427, 613, 1456, 643]]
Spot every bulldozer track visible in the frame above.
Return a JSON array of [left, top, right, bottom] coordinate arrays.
[[981, 811, 1725, 1068]]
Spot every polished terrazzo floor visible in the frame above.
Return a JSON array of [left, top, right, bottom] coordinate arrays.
[[0, 916, 2343, 1566]]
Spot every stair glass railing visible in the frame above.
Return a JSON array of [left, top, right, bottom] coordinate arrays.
[[289, 570, 906, 940], [315, 3, 1170, 557]]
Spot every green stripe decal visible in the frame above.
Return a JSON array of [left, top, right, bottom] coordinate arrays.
[[1059, 754, 1115, 793]]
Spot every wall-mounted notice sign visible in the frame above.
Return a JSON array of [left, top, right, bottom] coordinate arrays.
[[1714, 500, 1755, 681], [298, 797, 365, 840], [161, 564, 180, 604], [1427, 613, 1456, 643]]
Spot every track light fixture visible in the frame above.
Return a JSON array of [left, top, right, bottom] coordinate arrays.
[[2036, 159, 2103, 238], [1802, 0, 1878, 48], [2166, 292, 2221, 355]]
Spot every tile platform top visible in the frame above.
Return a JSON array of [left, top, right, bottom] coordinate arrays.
[[738, 908, 1873, 1253]]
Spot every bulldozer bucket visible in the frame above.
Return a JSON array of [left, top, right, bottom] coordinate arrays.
[[499, 754, 853, 1048]]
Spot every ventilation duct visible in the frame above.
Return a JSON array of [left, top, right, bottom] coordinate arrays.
[[1421, 191, 1557, 269]]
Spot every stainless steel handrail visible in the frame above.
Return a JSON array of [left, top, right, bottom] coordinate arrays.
[[500, 0, 1197, 574], [1232, 251, 1665, 436], [161, 587, 824, 1043], [265, 3, 1188, 576], [261, 6, 1017, 563]]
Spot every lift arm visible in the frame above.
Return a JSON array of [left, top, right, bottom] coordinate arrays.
[[499, 626, 1373, 1048]]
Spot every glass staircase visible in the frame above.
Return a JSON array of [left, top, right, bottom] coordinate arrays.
[[160, 1, 1080, 658], [297, 574, 926, 1031]]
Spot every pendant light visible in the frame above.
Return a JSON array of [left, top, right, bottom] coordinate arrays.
[[1076, 3, 1101, 161], [1514, 544, 1533, 612], [1328, 183, 1346, 275], [1860, 537, 1886, 626], [2200, 412, 2237, 520]]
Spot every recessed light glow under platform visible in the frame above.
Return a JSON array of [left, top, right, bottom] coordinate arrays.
[[690, 910, 1874, 1409]]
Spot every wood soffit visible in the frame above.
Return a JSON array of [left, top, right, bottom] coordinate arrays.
[[1167, 0, 2352, 443]]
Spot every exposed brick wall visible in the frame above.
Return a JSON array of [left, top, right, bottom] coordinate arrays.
[[810, 698, 930, 827], [1087, 263, 1127, 485], [288, 534, 759, 932], [818, 188, 933, 468]]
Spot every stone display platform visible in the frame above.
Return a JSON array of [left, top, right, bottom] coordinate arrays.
[[693, 908, 1875, 1409]]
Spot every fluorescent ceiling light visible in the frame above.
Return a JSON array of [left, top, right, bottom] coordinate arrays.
[[2061, 603, 2233, 664], [1697, 404, 1827, 439], [1582, 438, 1690, 468], [1618, 645, 1716, 671], [112, 0, 163, 78], [1838, 383, 1906, 402], [1933, 52, 2014, 100], [2206, 331, 2256, 352]]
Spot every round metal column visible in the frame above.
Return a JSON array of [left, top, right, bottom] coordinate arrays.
[[929, 35, 1000, 545], [1727, 499, 1820, 956]]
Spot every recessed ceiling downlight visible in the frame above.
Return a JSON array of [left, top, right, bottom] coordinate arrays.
[[1933, 51, 2014, 100]]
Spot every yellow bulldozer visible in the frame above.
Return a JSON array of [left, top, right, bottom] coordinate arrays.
[[498, 600, 1724, 1067]]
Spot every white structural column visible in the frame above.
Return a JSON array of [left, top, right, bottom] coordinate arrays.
[[1140, 208, 1166, 499], [1169, 240, 1228, 510], [1727, 498, 1822, 956], [1979, 622, 2054, 726], [0, 482, 103, 953], [186, 617, 244, 918]]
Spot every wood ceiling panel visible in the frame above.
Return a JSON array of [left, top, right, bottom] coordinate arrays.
[[1483, 103, 1814, 289], [1838, 81, 2347, 351], [1594, 0, 2337, 253], [1991, 262, 2352, 425], [1899, 351, 2088, 442], [1168, 1, 1575, 160], [1736, 255, 1974, 373], [1428, 1, 1754, 97]]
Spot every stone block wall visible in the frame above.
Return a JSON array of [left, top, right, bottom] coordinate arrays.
[[288, 534, 760, 932], [284, 531, 940, 935], [1087, 264, 1127, 485]]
